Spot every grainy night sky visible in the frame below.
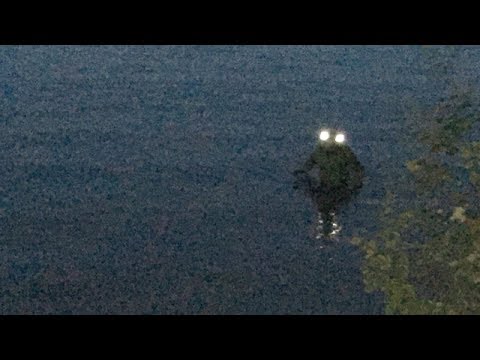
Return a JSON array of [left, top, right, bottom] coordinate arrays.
[[1, 46, 479, 314]]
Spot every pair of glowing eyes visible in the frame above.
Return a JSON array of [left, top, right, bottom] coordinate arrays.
[[319, 130, 345, 143]]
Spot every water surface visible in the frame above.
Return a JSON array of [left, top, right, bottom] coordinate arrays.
[[1, 46, 479, 314]]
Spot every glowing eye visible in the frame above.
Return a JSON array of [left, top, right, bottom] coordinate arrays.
[[335, 133, 345, 143], [319, 131, 330, 141]]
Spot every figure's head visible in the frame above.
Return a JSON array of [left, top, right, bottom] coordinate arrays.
[[318, 129, 346, 146]]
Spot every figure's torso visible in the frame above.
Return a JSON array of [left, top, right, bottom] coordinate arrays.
[[308, 144, 364, 191]]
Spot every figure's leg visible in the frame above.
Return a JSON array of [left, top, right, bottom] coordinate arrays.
[[330, 211, 342, 236], [315, 204, 342, 244]]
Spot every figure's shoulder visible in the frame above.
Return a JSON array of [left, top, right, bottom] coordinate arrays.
[[341, 146, 360, 159], [310, 145, 328, 162], [312, 144, 328, 155]]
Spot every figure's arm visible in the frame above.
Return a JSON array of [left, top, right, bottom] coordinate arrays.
[[344, 148, 365, 190], [294, 149, 318, 175], [293, 150, 318, 191], [303, 144, 326, 172], [302, 155, 316, 172]]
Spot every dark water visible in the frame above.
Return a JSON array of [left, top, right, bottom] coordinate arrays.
[[1, 46, 480, 314]]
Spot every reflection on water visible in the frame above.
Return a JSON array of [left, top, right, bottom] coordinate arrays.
[[294, 133, 364, 244], [316, 211, 341, 241]]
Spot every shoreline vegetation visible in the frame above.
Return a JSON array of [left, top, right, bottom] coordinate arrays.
[[352, 48, 480, 314]]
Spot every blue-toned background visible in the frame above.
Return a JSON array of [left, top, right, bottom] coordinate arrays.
[[1, 46, 478, 314]]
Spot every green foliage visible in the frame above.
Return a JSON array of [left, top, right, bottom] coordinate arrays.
[[419, 92, 479, 155], [353, 87, 480, 315], [406, 158, 453, 191], [461, 141, 480, 192]]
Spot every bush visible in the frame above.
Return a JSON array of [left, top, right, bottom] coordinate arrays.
[[353, 88, 480, 315]]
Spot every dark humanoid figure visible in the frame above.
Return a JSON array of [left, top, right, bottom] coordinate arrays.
[[294, 130, 364, 241]]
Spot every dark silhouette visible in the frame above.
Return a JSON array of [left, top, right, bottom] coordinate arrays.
[[294, 136, 364, 242]]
